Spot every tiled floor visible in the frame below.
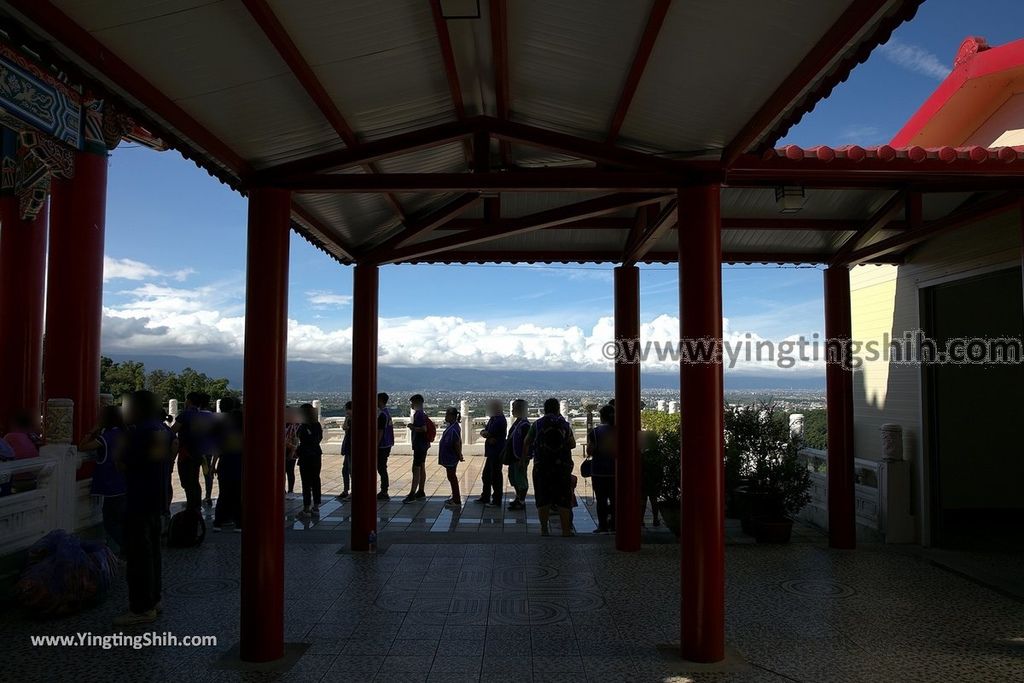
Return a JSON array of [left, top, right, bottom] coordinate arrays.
[[4, 533, 1023, 682], [3, 455, 1021, 682]]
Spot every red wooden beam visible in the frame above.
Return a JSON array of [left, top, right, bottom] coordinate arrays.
[[378, 193, 667, 263], [720, 0, 893, 166], [829, 191, 906, 266], [241, 0, 407, 222], [277, 171, 683, 193], [843, 191, 1023, 266], [489, 117, 705, 175], [607, 0, 672, 143], [430, 0, 466, 118], [7, 0, 250, 175], [394, 250, 903, 265], [251, 119, 475, 183], [429, 0, 475, 166], [624, 200, 676, 265], [437, 216, 906, 232], [490, 0, 511, 167], [358, 193, 482, 263]]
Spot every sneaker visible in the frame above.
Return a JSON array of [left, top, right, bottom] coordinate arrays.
[[402, 494, 417, 504], [337, 491, 349, 499], [297, 509, 311, 520], [311, 506, 320, 516], [485, 501, 500, 508], [414, 490, 426, 499], [113, 609, 157, 626], [507, 500, 525, 511], [376, 492, 390, 501], [444, 498, 462, 507], [473, 497, 488, 504]]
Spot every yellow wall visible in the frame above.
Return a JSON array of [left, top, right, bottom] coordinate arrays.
[[850, 211, 1022, 542]]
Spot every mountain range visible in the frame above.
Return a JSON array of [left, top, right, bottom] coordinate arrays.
[[107, 354, 825, 392]]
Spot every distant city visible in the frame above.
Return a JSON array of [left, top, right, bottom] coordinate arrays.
[[289, 388, 826, 418]]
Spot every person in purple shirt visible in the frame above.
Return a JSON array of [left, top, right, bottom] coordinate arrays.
[[475, 400, 508, 507], [79, 405, 127, 553], [438, 407, 463, 507], [505, 399, 531, 510], [376, 392, 395, 500], [115, 390, 175, 626], [172, 392, 215, 511], [404, 394, 429, 503]]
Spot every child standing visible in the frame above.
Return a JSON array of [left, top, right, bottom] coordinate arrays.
[[438, 407, 463, 507]]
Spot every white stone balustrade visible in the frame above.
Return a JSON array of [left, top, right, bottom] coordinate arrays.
[[0, 399, 102, 558]]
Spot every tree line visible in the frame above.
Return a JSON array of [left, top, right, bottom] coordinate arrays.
[[99, 356, 241, 407]]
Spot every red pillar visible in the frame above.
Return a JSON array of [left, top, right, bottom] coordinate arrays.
[[678, 184, 725, 663], [824, 265, 856, 550], [350, 263, 379, 551], [614, 265, 641, 551], [43, 152, 107, 441], [0, 198, 48, 432], [239, 188, 290, 662]]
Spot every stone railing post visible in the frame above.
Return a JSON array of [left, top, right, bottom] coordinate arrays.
[[168, 398, 179, 419], [312, 399, 322, 422], [668, 401, 678, 414], [459, 400, 471, 445], [43, 398, 79, 531], [789, 413, 805, 439], [559, 400, 568, 420]]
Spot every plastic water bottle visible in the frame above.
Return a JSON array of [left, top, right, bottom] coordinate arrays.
[[368, 530, 377, 553]]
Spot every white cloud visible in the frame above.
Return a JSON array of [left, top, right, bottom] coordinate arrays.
[[101, 275, 823, 375], [104, 256, 194, 283], [878, 39, 951, 81], [306, 291, 352, 308], [839, 124, 883, 145]]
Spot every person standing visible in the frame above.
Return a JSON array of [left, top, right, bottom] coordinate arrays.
[[438, 407, 463, 507], [172, 392, 215, 511], [505, 399, 531, 510], [296, 403, 323, 519], [114, 390, 174, 626], [587, 405, 616, 533], [338, 401, 352, 500], [213, 407, 244, 532], [79, 405, 127, 553], [284, 407, 300, 497], [523, 398, 577, 537], [403, 394, 429, 503], [376, 392, 395, 501], [475, 400, 508, 507]]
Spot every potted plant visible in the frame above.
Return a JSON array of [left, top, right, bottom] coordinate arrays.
[[728, 402, 811, 543]]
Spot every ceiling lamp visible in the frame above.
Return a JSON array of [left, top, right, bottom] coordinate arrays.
[[775, 186, 806, 214]]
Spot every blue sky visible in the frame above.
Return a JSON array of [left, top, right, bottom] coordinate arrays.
[[100, 0, 1024, 376]]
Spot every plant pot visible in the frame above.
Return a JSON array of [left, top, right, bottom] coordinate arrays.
[[751, 516, 793, 544], [734, 486, 784, 535], [725, 477, 752, 519], [657, 500, 681, 538]]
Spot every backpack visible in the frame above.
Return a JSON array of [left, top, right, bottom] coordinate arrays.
[[535, 416, 570, 466], [167, 508, 206, 548], [423, 416, 437, 443]]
